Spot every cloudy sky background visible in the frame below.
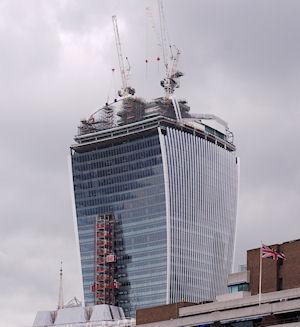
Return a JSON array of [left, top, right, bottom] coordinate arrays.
[[1, 0, 300, 326]]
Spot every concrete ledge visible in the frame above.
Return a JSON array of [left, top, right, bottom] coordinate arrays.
[[180, 287, 300, 317]]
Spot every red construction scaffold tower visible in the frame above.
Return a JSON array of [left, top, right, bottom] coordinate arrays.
[[90, 214, 120, 305]]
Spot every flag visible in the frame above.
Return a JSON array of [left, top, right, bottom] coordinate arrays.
[[261, 244, 286, 261]]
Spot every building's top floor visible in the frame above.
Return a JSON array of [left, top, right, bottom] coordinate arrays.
[[73, 97, 235, 151], [72, 114, 235, 154], [77, 97, 190, 135]]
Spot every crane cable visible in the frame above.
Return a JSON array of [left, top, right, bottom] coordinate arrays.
[[145, 7, 150, 80], [106, 68, 117, 105], [146, 6, 162, 75]]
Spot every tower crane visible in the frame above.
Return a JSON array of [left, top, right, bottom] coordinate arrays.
[[160, 47, 183, 97], [157, 0, 169, 71], [112, 15, 135, 98], [157, 0, 183, 120]]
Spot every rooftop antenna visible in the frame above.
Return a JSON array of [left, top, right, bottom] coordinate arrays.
[[57, 261, 64, 310], [112, 15, 135, 98]]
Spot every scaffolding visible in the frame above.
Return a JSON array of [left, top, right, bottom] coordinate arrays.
[[91, 214, 119, 305], [77, 96, 192, 136], [144, 97, 190, 120], [117, 97, 146, 125], [78, 105, 116, 136]]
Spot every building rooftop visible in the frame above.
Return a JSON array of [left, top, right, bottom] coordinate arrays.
[[75, 97, 234, 149], [136, 287, 300, 326], [77, 97, 189, 135], [72, 114, 235, 154], [32, 304, 135, 327]]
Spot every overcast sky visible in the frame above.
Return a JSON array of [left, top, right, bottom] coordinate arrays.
[[1, 1, 300, 326]]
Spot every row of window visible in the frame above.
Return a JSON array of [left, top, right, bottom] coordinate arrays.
[[75, 180, 164, 206], [124, 283, 166, 295], [120, 219, 166, 235], [116, 211, 165, 225], [126, 230, 166, 246], [78, 219, 166, 245], [73, 136, 160, 163], [79, 232, 166, 255], [73, 147, 161, 171], [118, 292, 166, 307], [121, 266, 167, 278], [73, 157, 163, 182], [77, 203, 166, 222], [74, 168, 162, 191]]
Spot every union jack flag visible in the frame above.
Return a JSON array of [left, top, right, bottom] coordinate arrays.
[[261, 244, 286, 261]]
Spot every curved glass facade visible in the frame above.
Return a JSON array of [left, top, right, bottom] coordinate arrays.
[[71, 118, 238, 316], [159, 127, 238, 303]]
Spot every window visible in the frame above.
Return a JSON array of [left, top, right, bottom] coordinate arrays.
[[228, 283, 249, 293]]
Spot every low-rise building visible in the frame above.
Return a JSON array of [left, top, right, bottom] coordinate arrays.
[[136, 287, 300, 326], [247, 239, 300, 295], [136, 240, 300, 326]]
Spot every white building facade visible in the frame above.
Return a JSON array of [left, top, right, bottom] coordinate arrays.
[[160, 125, 238, 302]]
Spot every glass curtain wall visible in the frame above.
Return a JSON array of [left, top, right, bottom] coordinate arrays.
[[71, 133, 167, 317], [71, 123, 238, 315]]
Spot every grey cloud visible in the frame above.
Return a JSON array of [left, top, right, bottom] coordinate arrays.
[[1, 1, 299, 326], [0, 1, 61, 81]]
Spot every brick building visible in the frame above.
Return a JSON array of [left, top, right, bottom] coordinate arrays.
[[135, 239, 300, 327], [247, 239, 300, 295]]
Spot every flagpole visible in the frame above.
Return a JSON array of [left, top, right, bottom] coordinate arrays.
[[259, 243, 262, 306]]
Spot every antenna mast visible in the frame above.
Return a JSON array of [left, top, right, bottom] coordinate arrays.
[[58, 261, 64, 310], [112, 15, 135, 98]]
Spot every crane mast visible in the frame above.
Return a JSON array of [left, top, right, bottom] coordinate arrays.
[[157, 0, 183, 97], [169, 47, 180, 79], [112, 15, 135, 97], [157, 0, 169, 71], [157, 0, 183, 120]]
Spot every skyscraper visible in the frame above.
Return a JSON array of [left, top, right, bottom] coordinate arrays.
[[70, 98, 239, 317]]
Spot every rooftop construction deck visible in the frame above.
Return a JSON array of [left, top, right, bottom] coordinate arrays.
[[73, 103, 235, 153]]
